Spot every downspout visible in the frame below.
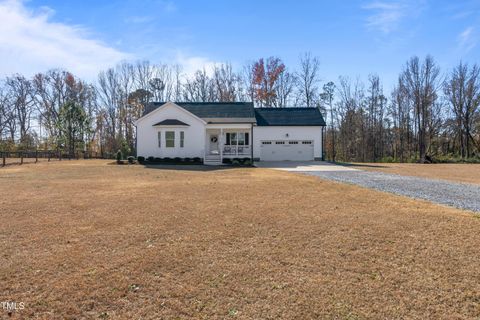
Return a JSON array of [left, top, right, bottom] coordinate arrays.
[[135, 124, 138, 157]]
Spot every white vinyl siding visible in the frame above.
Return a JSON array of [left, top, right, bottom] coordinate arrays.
[[253, 126, 323, 161]]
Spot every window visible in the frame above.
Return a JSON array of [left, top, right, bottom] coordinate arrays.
[[226, 132, 249, 146], [275, 141, 285, 145], [262, 141, 272, 145], [165, 131, 175, 148], [302, 141, 312, 145], [289, 141, 299, 145], [158, 132, 161, 148], [238, 133, 245, 145], [180, 131, 184, 148]]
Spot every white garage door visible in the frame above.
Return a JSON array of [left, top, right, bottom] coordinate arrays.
[[260, 140, 314, 161]]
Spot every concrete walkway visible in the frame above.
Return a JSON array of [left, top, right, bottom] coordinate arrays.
[[256, 161, 480, 213], [255, 161, 359, 172]]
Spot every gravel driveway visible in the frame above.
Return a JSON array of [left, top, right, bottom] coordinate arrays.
[[302, 170, 480, 213]]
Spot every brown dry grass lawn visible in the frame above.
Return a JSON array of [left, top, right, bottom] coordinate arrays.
[[1, 160, 479, 319], [348, 162, 480, 185]]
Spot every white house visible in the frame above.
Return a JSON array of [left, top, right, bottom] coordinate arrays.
[[135, 102, 326, 164]]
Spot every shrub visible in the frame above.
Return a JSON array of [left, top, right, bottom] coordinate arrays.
[[222, 158, 232, 164], [118, 138, 131, 159], [137, 156, 145, 163], [154, 157, 162, 163], [243, 158, 252, 166], [184, 157, 192, 163], [174, 157, 182, 163], [163, 157, 172, 163], [147, 156, 154, 162], [380, 156, 395, 163], [116, 150, 123, 164], [127, 156, 135, 164], [193, 157, 201, 163], [232, 158, 240, 165]]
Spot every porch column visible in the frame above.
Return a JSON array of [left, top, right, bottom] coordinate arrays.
[[220, 128, 224, 161], [250, 124, 254, 160]]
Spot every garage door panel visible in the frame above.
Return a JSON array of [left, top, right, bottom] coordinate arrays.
[[260, 140, 313, 161]]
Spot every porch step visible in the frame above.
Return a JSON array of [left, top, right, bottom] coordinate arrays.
[[204, 156, 222, 166], [204, 161, 222, 166]]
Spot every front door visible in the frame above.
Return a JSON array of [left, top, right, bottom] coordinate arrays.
[[209, 134, 219, 154]]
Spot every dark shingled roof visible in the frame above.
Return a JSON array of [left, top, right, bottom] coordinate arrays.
[[152, 119, 189, 126], [142, 102, 326, 126], [143, 102, 256, 121], [254, 108, 326, 126]]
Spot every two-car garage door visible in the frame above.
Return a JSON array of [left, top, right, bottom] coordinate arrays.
[[260, 140, 314, 161]]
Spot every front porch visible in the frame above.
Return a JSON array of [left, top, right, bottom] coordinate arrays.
[[204, 124, 253, 165]]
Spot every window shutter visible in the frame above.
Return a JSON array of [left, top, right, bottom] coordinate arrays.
[[245, 133, 249, 146], [158, 132, 161, 148]]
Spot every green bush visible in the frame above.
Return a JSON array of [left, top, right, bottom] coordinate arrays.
[[137, 156, 145, 163], [193, 157, 202, 163], [379, 156, 395, 163], [222, 158, 232, 164], [147, 156, 154, 162], [174, 157, 182, 163], [243, 158, 252, 166], [127, 156, 135, 164], [184, 157, 192, 163], [154, 157, 162, 163], [116, 150, 123, 164]]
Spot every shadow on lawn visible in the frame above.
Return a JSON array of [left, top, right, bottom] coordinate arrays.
[[334, 162, 389, 169], [142, 164, 255, 172]]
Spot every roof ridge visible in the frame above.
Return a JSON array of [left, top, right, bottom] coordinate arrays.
[[254, 107, 319, 109]]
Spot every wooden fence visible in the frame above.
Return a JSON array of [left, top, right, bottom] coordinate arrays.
[[0, 150, 102, 167]]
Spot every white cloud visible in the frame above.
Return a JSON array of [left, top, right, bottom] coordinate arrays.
[[458, 26, 477, 52], [363, 1, 425, 34], [160, 0, 177, 14], [174, 52, 218, 78], [0, 0, 131, 80]]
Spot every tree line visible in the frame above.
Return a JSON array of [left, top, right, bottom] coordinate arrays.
[[0, 54, 479, 162]]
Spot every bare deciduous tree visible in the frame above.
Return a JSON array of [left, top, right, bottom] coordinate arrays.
[[296, 52, 321, 108], [399, 55, 441, 163], [444, 62, 480, 158]]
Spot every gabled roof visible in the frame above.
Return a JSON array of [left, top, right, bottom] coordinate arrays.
[[143, 102, 256, 123], [254, 107, 326, 126], [152, 119, 190, 126], [141, 102, 326, 126]]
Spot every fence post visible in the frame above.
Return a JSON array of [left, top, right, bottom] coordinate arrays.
[[35, 150, 38, 163], [59, 150, 61, 161], [20, 152, 23, 165], [48, 151, 51, 162], [2, 152, 4, 167]]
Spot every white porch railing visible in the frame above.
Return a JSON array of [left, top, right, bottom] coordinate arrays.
[[223, 145, 251, 156]]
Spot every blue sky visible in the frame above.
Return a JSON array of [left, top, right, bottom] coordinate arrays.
[[0, 0, 479, 91]]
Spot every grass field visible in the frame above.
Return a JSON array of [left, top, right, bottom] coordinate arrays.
[[347, 162, 480, 185], [1, 160, 479, 319]]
